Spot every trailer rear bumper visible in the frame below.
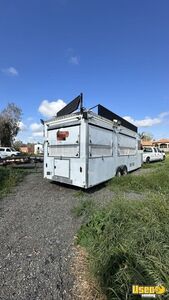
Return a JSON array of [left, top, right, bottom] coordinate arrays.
[[52, 175, 73, 185]]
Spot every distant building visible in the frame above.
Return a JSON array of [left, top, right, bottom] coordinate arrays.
[[141, 139, 169, 153], [141, 140, 153, 148], [20, 144, 34, 154], [34, 143, 43, 155], [152, 139, 169, 153]]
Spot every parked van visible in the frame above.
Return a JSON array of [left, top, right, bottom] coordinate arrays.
[[0, 147, 20, 159]]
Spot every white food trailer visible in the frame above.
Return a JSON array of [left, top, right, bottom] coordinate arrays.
[[43, 94, 142, 188]]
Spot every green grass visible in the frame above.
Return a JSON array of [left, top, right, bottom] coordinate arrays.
[[72, 198, 95, 217], [74, 190, 86, 198], [75, 156, 169, 299], [0, 167, 28, 198], [108, 157, 169, 194], [77, 195, 169, 299], [142, 160, 166, 169]]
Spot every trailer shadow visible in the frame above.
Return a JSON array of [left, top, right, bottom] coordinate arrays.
[[84, 182, 108, 194], [50, 180, 108, 194]]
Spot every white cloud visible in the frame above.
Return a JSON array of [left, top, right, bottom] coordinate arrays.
[[18, 121, 27, 131], [27, 136, 43, 142], [30, 122, 43, 137], [27, 116, 33, 121], [2, 67, 18, 76], [123, 111, 169, 127], [159, 112, 169, 118], [66, 48, 80, 65], [69, 56, 80, 65], [32, 131, 43, 137], [124, 116, 161, 127], [30, 123, 42, 132], [38, 99, 66, 118], [28, 136, 34, 141]]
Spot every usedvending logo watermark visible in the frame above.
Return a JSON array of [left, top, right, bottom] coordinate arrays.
[[132, 285, 166, 298]]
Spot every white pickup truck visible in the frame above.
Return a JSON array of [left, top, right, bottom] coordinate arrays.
[[143, 147, 164, 163], [0, 147, 20, 159]]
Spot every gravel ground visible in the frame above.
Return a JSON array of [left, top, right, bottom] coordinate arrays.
[[0, 172, 82, 300], [0, 165, 150, 300]]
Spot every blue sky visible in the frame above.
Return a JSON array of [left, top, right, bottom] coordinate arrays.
[[0, 0, 169, 142]]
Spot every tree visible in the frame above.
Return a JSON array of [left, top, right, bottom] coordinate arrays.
[[13, 140, 23, 151], [139, 131, 153, 141], [0, 103, 22, 146]]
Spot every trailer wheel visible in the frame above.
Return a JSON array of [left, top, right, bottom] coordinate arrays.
[[146, 157, 150, 163], [122, 166, 128, 176], [116, 168, 122, 177]]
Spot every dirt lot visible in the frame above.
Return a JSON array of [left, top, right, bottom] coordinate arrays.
[[0, 164, 154, 300], [0, 171, 82, 300]]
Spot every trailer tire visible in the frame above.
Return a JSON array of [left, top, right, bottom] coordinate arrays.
[[122, 166, 128, 176], [116, 168, 122, 177], [146, 157, 150, 163]]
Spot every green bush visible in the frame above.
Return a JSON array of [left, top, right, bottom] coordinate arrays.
[[0, 167, 27, 197], [77, 195, 169, 299]]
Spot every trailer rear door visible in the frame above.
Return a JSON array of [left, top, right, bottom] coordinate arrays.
[[47, 124, 80, 180], [47, 125, 80, 158]]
